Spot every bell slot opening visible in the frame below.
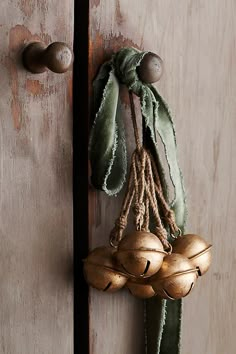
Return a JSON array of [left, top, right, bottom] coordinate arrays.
[[103, 282, 112, 291], [142, 260, 151, 276], [185, 282, 194, 297], [196, 266, 202, 276]]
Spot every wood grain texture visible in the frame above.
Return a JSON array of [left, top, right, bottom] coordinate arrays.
[[0, 1, 73, 353], [89, 2, 145, 353], [89, 1, 236, 353]]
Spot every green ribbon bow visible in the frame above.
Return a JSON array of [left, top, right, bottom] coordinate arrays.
[[89, 47, 187, 354]]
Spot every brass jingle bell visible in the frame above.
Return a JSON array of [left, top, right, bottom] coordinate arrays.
[[172, 234, 212, 276], [115, 231, 167, 278], [126, 278, 156, 299], [150, 253, 198, 300], [83, 246, 128, 292]]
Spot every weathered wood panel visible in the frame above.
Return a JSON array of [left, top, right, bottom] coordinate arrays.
[[89, 1, 236, 353], [0, 1, 73, 353]]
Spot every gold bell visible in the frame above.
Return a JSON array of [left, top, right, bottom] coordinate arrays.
[[172, 234, 212, 276], [115, 231, 167, 278], [126, 278, 156, 299], [150, 253, 198, 300], [83, 246, 128, 292]]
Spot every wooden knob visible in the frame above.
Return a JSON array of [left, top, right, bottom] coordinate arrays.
[[137, 52, 163, 83], [23, 41, 73, 74]]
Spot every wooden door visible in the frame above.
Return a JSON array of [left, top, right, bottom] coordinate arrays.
[[89, 1, 236, 354], [0, 1, 73, 353]]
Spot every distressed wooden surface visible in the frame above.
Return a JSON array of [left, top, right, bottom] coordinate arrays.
[[0, 1, 73, 353], [89, 1, 236, 353]]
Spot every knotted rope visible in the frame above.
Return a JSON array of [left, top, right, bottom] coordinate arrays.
[[109, 92, 180, 252]]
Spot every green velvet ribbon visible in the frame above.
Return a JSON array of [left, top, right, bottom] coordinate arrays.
[[89, 47, 187, 354]]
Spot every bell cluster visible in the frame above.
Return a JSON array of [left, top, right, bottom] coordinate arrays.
[[83, 231, 212, 299]]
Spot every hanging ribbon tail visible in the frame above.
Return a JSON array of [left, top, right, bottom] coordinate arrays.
[[159, 299, 183, 354], [141, 84, 187, 354], [148, 86, 187, 231], [145, 299, 167, 354], [89, 63, 127, 196]]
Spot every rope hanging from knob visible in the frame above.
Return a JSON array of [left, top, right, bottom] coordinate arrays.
[[85, 46, 213, 354]]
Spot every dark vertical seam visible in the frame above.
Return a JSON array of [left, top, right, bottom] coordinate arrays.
[[73, 1, 89, 353]]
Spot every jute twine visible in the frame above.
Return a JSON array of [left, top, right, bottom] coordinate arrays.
[[109, 92, 181, 251]]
